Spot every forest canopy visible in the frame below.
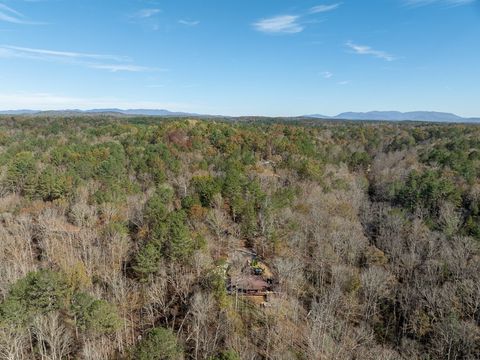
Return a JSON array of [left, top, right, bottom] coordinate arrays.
[[0, 115, 479, 359]]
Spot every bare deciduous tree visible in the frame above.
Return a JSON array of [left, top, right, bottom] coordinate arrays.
[[32, 312, 73, 360]]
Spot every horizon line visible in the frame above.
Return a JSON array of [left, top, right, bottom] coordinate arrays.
[[0, 108, 479, 119]]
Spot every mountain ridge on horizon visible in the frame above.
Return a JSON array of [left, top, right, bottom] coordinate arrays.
[[0, 108, 202, 117], [305, 111, 480, 122], [0, 109, 479, 122]]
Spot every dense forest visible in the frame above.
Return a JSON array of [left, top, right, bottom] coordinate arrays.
[[0, 115, 479, 360]]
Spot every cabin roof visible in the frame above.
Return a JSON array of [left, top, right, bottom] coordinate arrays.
[[231, 275, 270, 291]]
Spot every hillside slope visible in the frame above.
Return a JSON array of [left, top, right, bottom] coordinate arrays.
[[0, 116, 479, 359]]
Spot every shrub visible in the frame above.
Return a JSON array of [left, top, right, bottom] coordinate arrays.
[[0, 270, 68, 326], [192, 175, 221, 207], [396, 170, 461, 216], [132, 327, 184, 360], [145, 187, 173, 225], [133, 242, 163, 279], [0, 270, 121, 335], [34, 166, 74, 201], [71, 292, 122, 334], [3, 151, 36, 194], [165, 211, 194, 261], [348, 151, 372, 171]]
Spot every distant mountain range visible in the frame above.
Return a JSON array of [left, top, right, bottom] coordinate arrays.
[[87, 108, 203, 117], [0, 109, 479, 122], [0, 110, 39, 115], [305, 111, 480, 122], [0, 108, 204, 117]]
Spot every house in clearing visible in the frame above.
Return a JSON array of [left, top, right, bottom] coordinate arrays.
[[228, 275, 272, 296], [226, 248, 276, 302]]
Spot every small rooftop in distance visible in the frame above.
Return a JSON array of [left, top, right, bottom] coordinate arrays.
[[231, 275, 271, 292]]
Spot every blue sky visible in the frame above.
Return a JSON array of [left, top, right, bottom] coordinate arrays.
[[0, 0, 479, 116]]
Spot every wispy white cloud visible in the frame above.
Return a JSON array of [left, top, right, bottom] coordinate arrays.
[[321, 71, 334, 79], [403, 0, 474, 7], [337, 80, 350, 85], [129, 8, 162, 31], [310, 3, 342, 14], [253, 15, 303, 34], [88, 64, 159, 72], [178, 19, 200, 26], [0, 3, 39, 24], [346, 41, 395, 61], [0, 4, 22, 17], [132, 8, 161, 19], [0, 45, 127, 61], [254, 3, 340, 35], [0, 45, 155, 72]]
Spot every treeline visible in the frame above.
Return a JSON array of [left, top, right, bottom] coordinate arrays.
[[0, 116, 479, 359]]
